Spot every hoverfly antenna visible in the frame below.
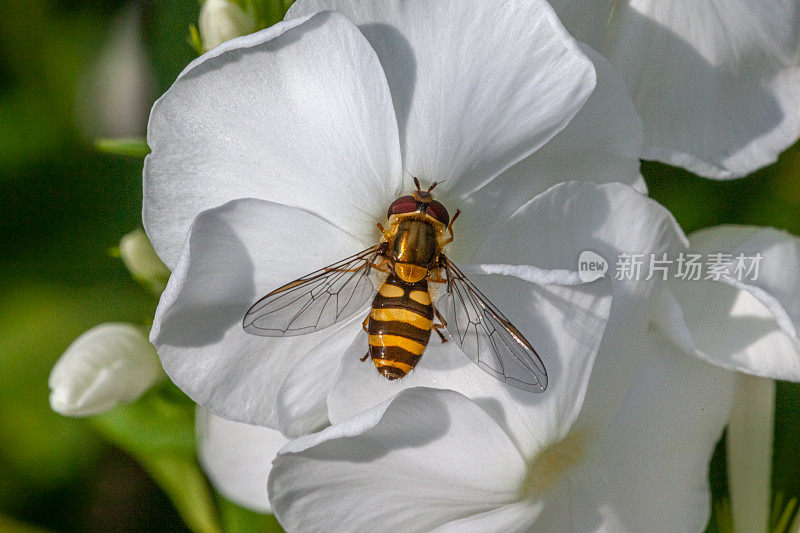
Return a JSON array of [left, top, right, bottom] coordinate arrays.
[[427, 181, 438, 192], [412, 175, 421, 191]]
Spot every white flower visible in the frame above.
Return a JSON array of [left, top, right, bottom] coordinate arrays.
[[268, 222, 800, 532], [197, 408, 288, 513], [652, 225, 800, 380], [198, 0, 258, 52], [549, 0, 800, 179], [144, 0, 657, 432], [49, 323, 165, 416], [268, 330, 736, 532], [647, 226, 800, 530]]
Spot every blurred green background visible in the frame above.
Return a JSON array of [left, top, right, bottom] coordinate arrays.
[[0, 0, 797, 531]]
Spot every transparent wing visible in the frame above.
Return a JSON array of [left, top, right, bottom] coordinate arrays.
[[437, 256, 548, 392], [243, 245, 384, 337]]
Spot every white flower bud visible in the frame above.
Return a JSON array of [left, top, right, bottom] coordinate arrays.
[[199, 0, 258, 52], [77, 6, 155, 138], [119, 229, 170, 293], [49, 323, 165, 417]]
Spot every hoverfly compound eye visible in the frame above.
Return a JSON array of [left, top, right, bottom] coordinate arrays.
[[387, 195, 419, 219], [425, 201, 450, 226]]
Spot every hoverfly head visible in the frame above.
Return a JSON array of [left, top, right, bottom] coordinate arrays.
[[388, 178, 449, 226]]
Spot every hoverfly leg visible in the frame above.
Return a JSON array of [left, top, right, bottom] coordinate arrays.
[[433, 324, 448, 343], [433, 305, 448, 327], [370, 256, 392, 274], [376, 222, 393, 241], [361, 317, 371, 360], [441, 209, 461, 246], [432, 306, 448, 344]]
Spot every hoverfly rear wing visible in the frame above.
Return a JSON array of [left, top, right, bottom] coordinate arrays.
[[243, 244, 385, 336], [437, 255, 548, 392]]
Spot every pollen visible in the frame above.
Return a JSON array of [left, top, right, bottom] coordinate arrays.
[[520, 432, 586, 498]]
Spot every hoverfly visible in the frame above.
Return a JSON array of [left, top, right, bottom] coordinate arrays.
[[242, 178, 547, 392]]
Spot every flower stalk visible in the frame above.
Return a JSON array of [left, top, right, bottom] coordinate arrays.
[[728, 374, 776, 533]]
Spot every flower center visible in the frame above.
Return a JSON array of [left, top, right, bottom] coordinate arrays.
[[520, 432, 586, 498]]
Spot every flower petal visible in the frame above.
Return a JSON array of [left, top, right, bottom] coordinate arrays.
[[151, 198, 365, 427], [474, 182, 687, 433], [270, 388, 527, 532], [49, 323, 164, 416], [430, 502, 542, 533], [144, 11, 401, 267], [570, 329, 736, 531], [197, 408, 288, 513], [653, 226, 800, 380], [274, 328, 361, 438], [454, 44, 646, 254], [288, 0, 596, 197], [551, 0, 800, 178]]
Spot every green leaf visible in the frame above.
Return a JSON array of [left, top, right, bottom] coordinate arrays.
[[771, 494, 798, 533], [91, 384, 222, 533], [91, 382, 196, 456], [247, 0, 295, 27], [140, 453, 222, 533], [94, 137, 151, 157], [218, 497, 285, 533], [143, 0, 200, 93], [0, 284, 120, 491], [0, 514, 51, 533]]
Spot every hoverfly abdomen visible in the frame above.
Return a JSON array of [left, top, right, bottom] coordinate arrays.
[[367, 275, 433, 379]]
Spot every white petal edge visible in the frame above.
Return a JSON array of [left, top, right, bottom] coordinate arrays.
[[197, 408, 288, 513], [570, 328, 736, 531], [273, 326, 361, 438], [653, 225, 800, 380], [474, 181, 688, 434], [551, 0, 800, 178], [288, 0, 597, 199], [270, 388, 527, 533], [453, 43, 647, 257], [151, 198, 366, 427], [144, 10, 401, 267], [49, 323, 164, 416]]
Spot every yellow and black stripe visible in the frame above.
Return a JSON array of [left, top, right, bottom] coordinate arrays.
[[367, 273, 433, 379]]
